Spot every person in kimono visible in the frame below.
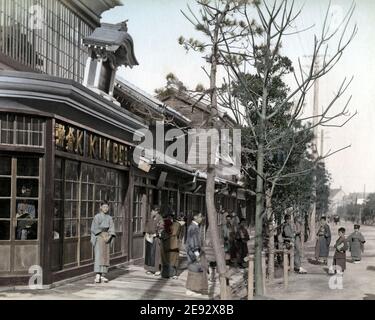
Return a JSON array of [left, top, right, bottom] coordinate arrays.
[[91, 200, 116, 283], [161, 213, 184, 279], [315, 216, 331, 264], [347, 224, 366, 263], [16, 186, 37, 240], [333, 227, 348, 273], [185, 212, 208, 296], [236, 218, 250, 268], [144, 206, 164, 276], [222, 214, 236, 266], [282, 214, 307, 273]]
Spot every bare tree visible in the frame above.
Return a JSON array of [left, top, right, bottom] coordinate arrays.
[[215, 0, 357, 295], [179, 0, 254, 300]]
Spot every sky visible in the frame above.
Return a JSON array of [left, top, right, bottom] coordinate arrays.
[[102, 0, 375, 194]]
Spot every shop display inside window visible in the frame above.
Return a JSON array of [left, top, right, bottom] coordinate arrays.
[[0, 157, 40, 241]]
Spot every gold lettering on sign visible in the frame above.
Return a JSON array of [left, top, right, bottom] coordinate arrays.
[[65, 127, 75, 152], [89, 135, 97, 158], [99, 137, 102, 160], [106, 140, 111, 162], [119, 145, 124, 165], [124, 146, 129, 165], [55, 124, 65, 148], [113, 143, 119, 164], [75, 130, 84, 155]]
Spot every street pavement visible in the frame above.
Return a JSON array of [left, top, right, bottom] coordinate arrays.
[[265, 221, 375, 300], [0, 221, 373, 300]]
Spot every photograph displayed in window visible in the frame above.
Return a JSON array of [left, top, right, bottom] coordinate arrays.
[[0, 156, 40, 241], [15, 157, 40, 240]]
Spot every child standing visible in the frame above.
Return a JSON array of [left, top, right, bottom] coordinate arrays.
[[333, 227, 348, 274]]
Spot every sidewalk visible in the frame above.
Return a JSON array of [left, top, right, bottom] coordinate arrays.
[[264, 222, 375, 300]]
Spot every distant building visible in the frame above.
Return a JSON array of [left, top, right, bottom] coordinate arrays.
[[329, 187, 346, 215]]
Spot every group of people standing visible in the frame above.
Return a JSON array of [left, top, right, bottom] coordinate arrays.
[[143, 208, 209, 296], [315, 216, 366, 274], [222, 212, 250, 268], [144, 206, 186, 279], [282, 214, 366, 277]]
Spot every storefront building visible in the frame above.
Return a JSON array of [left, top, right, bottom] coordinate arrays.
[[0, 0, 253, 286]]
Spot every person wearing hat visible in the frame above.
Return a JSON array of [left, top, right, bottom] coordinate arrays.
[[315, 216, 331, 264], [347, 224, 366, 263]]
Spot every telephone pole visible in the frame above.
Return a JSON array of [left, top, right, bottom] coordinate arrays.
[[309, 58, 320, 240]]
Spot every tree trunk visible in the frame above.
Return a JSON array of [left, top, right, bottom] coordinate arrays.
[[206, 168, 231, 299], [254, 138, 265, 296], [205, 14, 231, 300], [309, 173, 317, 241], [266, 192, 274, 281]]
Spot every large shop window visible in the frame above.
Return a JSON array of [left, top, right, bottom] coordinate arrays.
[[0, 114, 44, 146], [53, 158, 126, 269], [0, 156, 40, 241]]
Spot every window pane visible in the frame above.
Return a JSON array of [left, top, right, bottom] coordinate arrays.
[[17, 158, 39, 176], [15, 220, 38, 240], [0, 178, 11, 196], [80, 220, 87, 236], [0, 157, 11, 175], [0, 221, 10, 240], [16, 200, 38, 219], [17, 179, 39, 197], [64, 220, 71, 238], [53, 220, 62, 239], [0, 199, 10, 218]]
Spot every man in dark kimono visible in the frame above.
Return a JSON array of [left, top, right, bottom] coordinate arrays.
[[144, 206, 164, 276], [236, 219, 250, 268], [185, 212, 208, 297], [222, 215, 236, 266], [91, 200, 116, 283], [333, 227, 348, 273], [315, 216, 331, 264], [347, 224, 366, 263]]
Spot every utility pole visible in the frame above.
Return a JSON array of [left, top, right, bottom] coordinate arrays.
[[309, 58, 320, 240], [359, 184, 366, 224]]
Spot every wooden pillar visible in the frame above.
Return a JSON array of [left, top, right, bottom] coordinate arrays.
[[247, 254, 254, 300], [261, 251, 267, 295], [283, 248, 289, 288], [41, 118, 55, 285], [268, 247, 274, 281], [290, 243, 294, 273]]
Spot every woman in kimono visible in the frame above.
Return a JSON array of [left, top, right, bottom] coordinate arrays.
[[185, 212, 208, 296], [161, 213, 184, 279], [333, 227, 348, 273], [144, 206, 164, 276], [91, 200, 116, 283], [315, 216, 331, 264], [347, 224, 366, 263]]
